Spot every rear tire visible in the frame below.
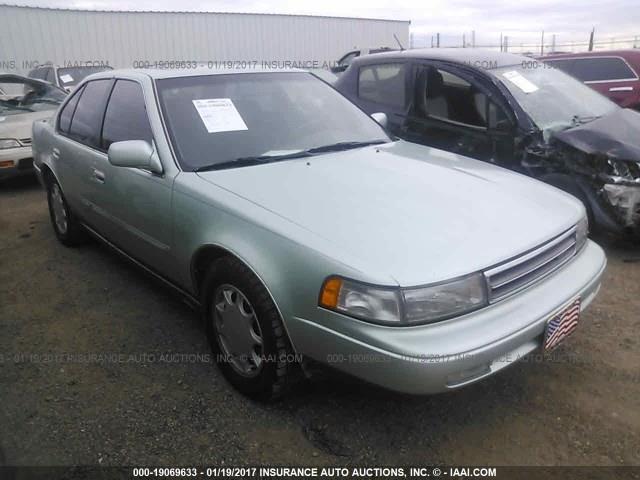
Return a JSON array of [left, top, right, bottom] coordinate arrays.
[[46, 177, 86, 246], [202, 257, 299, 400]]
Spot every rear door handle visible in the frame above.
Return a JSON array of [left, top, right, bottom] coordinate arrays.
[[93, 169, 105, 183], [52, 148, 60, 159]]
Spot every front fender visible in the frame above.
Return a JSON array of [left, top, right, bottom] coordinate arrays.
[[170, 174, 385, 352]]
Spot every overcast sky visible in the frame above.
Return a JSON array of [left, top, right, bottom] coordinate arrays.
[[10, 0, 640, 48]]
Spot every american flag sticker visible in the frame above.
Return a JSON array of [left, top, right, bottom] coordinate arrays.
[[544, 298, 581, 351]]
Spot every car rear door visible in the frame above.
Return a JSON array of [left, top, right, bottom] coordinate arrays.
[[55, 79, 113, 222]]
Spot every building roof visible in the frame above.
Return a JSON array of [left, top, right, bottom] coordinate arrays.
[[0, 3, 410, 23]]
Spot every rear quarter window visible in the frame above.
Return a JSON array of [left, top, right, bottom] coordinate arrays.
[[58, 84, 85, 134]]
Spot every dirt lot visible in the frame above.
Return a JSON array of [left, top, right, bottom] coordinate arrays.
[[1, 176, 639, 468]]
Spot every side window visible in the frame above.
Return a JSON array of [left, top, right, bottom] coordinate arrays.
[[571, 57, 637, 82], [68, 79, 113, 148], [45, 68, 56, 84], [358, 63, 405, 107], [58, 84, 85, 134], [101, 80, 154, 150], [414, 66, 504, 128]]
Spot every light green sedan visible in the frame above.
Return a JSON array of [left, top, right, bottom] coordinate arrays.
[[32, 68, 606, 399]]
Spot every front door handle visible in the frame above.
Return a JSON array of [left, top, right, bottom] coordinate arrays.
[[93, 169, 105, 184]]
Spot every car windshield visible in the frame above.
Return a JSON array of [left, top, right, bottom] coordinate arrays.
[[156, 72, 390, 171], [493, 64, 619, 135], [0, 81, 66, 115], [57, 66, 112, 87]]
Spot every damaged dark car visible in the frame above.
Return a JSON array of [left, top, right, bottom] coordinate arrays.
[[334, 49, 640, 237]]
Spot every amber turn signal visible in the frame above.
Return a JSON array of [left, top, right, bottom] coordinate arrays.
[[319, 277, 342, 308]]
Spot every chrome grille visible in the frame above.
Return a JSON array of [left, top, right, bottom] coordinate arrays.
[[485, 227, 577, 303]]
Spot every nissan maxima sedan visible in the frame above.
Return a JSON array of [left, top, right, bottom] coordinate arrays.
[[32, 68, 606, 399]]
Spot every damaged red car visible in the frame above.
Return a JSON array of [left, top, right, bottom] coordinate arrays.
[[333, 49, 640, 237]]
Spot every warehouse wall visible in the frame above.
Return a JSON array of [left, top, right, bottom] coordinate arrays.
[[0, 5, 410, 75]]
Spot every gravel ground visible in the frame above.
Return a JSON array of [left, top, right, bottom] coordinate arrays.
[[1, 176, 639, 468]]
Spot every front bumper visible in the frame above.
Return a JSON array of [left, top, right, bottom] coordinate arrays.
[[288, 240, 606, 394], [0, 146, 34, 180]]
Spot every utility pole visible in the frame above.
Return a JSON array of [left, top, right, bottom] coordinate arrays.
[[472, 30, 476, 48], [500, 33, 503, 52], [431, 35, 434, 48], [540, 30, 545, 56], [436, 32, 440, 48], [588, 28, 595, 51], [463, 33, 466, 48], [504, 35, 509, 52], [551, 34, 556, 53]]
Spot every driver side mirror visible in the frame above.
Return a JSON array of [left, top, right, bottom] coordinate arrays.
[[108, 140, 163, 174], [371, 112, 388, 129]]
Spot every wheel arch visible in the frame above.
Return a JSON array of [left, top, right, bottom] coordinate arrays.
[[190, 243, 299, 353]]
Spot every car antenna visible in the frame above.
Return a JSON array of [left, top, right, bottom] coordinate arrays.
[[393, 34, 405, 51]]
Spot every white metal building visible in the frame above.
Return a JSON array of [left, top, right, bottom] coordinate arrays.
[[0, 4, 410, 75]]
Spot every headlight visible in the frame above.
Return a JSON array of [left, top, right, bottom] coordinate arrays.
[[402, 273, 487, 323], [319, 273, 488, 326], [319, 277, 402, 324], [575, 215, 589, 252], [0, 139, 21, 150]]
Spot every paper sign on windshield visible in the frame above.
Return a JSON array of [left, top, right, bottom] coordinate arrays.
[[192, 98, 248, 133], [59, 74, 74, 83], [502, 71, 539, 93]]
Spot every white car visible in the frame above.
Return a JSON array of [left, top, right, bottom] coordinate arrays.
[[0, 74, 66, 180], [27, 65, 113, 92]]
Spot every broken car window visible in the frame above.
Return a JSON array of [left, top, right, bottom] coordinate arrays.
[[494, 65, 618, 136]]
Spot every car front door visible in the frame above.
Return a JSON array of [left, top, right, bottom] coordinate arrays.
[[92, 78, 175, 277], [354, 61, 409, 136], [403, 62, 516, 164]]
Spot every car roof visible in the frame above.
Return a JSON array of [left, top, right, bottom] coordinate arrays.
[[349, 48, 527, 69], [540, 49, 640, 64], [83, 67, 304, 82]]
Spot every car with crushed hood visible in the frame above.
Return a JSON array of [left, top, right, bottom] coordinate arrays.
[[334, 48, 640, 237], [28, 64, 113, 92], [1, 73, 66, 181], [32, 68, 605, 399]]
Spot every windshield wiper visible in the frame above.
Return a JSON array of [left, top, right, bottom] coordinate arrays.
[[195, 150, 312, 172], [194, 140, 389, 172], [306, 140, 388, 154]]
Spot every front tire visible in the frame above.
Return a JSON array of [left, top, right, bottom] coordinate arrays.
[[202, 257, 298, 400], [46, 178, 86, 246]]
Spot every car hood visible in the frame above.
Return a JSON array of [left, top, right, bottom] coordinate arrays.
[[197, 141, 583, 286], [552, 108, 640, 161], [0, 110, 53, 140]]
